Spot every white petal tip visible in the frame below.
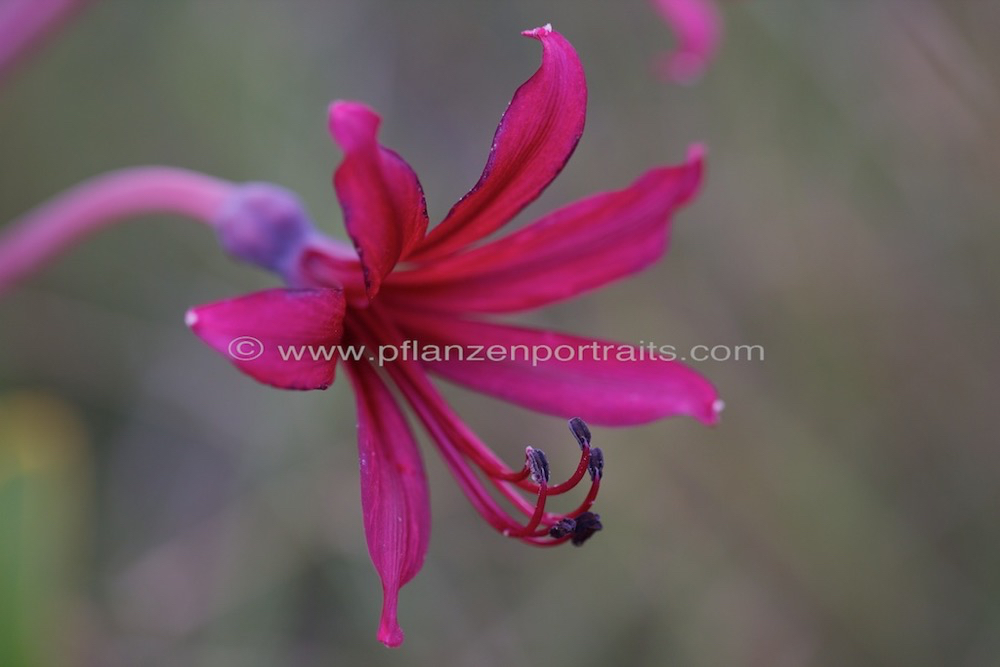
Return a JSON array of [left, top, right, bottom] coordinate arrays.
[[712, 399, 726, 417], [184, 310, 199, 328], [522, 23, 554, 38]]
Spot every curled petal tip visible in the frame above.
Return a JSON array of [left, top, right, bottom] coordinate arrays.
[[328, 100, 378, 120], [378, 615, 405, 648], [521, 23, 554, 38], [687, 394, 725, 426], [686, 143, 707, 163], [411, 20, 584, 261], [328, 99, 368, 116], [699, 398, 725, 426], [329, 98, 428, 299], [327, 100, 381, 150]]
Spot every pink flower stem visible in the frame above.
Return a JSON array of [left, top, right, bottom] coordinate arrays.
[[0, 167, 234, 295], [0, 0, 94, 83]]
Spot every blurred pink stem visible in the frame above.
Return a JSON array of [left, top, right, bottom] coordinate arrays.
[[0, 0, 94, 82], [0, 167, 234, 294]]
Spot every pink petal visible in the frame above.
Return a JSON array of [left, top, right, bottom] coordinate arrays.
[[652, 0, 723, 84], [185, 288, 345, 390], [346, 360, 431, 648], [384, 147, 703, 313], [408, 25, 587, 262], [394, 312, 722, 426], [328, 101, 429, 299]]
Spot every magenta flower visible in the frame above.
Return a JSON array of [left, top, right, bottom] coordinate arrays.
[[183, 25, 720, 645], [0, 24, 721, 648], [651, 0, 724, 83]]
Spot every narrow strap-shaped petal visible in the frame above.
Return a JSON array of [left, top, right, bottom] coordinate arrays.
[[185, 288, 345, 390], [346, 359, 431, 648], [384, 148, 703, 313], [329, 101, 429, 299], [652, 0, 723, 83], [408, 25, 586, 262], [394, 312, 722, 426]]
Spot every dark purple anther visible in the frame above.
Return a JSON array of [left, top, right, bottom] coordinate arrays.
[[587, 447, 604, 482], [549, 517, 576, 538], [525, 446, 550, 484], [568, 417, 591, 449], [570, 511, 602, 546]]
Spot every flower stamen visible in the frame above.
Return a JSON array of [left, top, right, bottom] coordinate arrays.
[[525, 447, 550, 484], [353, 306, 606, 548], [505, 421, 605, 545]]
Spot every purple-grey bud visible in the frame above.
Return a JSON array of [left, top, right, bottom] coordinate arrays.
[[213, 183, 318, 280]]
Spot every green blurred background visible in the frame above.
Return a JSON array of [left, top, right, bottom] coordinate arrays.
[[2, 0, 999, 665]]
